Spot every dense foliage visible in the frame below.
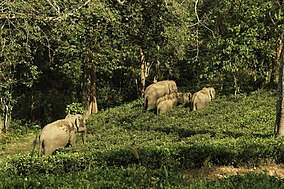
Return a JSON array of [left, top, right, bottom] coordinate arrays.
[[0, 0, 283, 124], [1, 90, 284, 188]]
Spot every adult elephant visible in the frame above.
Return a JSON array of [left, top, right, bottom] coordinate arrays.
[[191, 87, 215, 111], [144, 80, 178, 111], [39, 114, 86, 155], [156, 92, 191, 114]]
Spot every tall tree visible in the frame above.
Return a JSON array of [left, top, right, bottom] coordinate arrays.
[[82, 1, 98, 116], [276, 39, 284, 136], [83, 52, 98, 116]]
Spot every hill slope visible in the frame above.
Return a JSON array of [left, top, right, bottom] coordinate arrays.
[[1, 89, 284, 188]]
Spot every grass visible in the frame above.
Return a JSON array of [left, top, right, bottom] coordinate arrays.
[[1, 89, 284, 188]]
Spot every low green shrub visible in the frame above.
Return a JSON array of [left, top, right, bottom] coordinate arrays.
[[1, 89, 283, 188]]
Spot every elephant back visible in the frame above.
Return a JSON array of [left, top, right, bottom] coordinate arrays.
[[156, 93, 178, 105], [145, 80, 177, 98], [155, 80, 177, 93], [40, 119, 73, 141]]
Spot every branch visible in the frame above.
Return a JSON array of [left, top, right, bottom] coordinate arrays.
[[116, 0, 126, 6], [46, 0, 60, 15], [194, 0, 216, 38], [0, 0, 92, 21]]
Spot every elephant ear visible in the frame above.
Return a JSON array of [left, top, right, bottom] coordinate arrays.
[[74, 117, 81, 131], [188, 92, 192, 99], [75, 115, 85, 131], [209, 88, 215, 99]]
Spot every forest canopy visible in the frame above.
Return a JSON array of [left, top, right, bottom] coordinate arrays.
[[0, 0, 283, 127]]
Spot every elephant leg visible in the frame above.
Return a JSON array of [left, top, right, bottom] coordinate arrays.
[[192, 102, 197, 111], [158, 104, 170, 114], [196, 102, 206, 110], [43, 145, 54, 155], [42, 140, 58, 155], [69, 132, 76, 146]]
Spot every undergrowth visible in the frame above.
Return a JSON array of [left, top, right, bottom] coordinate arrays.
[[1, 89, 283, 188]]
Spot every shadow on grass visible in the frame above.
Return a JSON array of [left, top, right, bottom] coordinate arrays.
[[151, 126, 275, 139]]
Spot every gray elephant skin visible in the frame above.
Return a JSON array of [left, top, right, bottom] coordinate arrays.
[[144, 80, 178, 111], [156, 92, 192, 114], [39, 114, 86, 155], [191, 87, 215, 111]]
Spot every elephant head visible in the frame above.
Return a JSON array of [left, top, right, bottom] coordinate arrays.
[[191, 87, 215, 111], [65, 114, 87, 144], [144, 80, 178, 111], [39, 114, 86, 155], [156, 92, 192, 114], [177, 92, 192, 105], [202, 87, 215, 99]]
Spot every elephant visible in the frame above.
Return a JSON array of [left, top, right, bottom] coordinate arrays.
[[39, 114, 86, 155], [191, 87, 215, 111], [177, 92, 192, 105], [144, 80, 178, 111], [156, 92, 192, 114]]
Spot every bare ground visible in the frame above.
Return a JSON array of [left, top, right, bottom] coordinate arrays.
[[182, 164, 284, 180], [0, 133, 37, 163]]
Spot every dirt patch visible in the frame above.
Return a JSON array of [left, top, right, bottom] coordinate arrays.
[[0, 133, 38, 163], [182, 164, 284, 180]]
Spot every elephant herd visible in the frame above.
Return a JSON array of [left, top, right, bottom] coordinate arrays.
[[144, 80, 215, 114], [38, 80, 215, 156]]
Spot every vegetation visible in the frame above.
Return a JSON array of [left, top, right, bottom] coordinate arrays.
[[0, 0, 283, 125], [1, 90, 284, 188], [1, 0, 284, 187]]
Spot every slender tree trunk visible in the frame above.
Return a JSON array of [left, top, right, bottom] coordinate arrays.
[[0, 116, 3, 134], [233, 74, 240, 95], [275, 41, 284, 136], [271, 37, 283, 84], [83, 61, 98, 117], [153, 45, 160, 83], [0, 99, 3, 134], [4, 105, 9, 132], [140, 48, 146, 97], [0, 98, 10, 133]]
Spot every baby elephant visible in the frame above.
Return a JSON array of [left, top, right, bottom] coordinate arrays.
[[156, 92, 192, 114], [191, 87, 215, 111], [39, 114, 86, 155]]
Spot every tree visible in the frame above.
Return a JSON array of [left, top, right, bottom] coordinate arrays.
[[276, 38, 284, 136]]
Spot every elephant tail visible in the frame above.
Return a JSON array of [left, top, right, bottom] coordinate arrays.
[[38, 135, 44, 156], [144, 96, 148, 110]]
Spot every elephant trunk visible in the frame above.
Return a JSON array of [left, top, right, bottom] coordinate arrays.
[[81, 129, 87, 144]]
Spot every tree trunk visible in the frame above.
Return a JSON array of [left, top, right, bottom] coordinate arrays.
[[4, 105, 9, 132], [140, 48, 146, 97], [153, 45, 160, 83], [271, 37, 283, 84], [275, 41, 284, 136], [0, 118, 3, 134], [83, 62, 98, 117], [0, 98, 10, 133]]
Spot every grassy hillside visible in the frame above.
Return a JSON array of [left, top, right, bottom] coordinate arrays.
[[1, 89, 284, 188]]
